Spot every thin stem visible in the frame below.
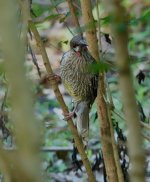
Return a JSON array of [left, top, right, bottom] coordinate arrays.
[[52, 0, 74, 36], [66, 0, 82, 34], [96, 0, 102, 54], [106, 81, 124, 182]]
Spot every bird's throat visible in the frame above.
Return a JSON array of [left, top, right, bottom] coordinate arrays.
[[75, 51, 81, 57]]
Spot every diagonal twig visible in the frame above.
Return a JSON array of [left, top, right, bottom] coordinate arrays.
[[28, 20, 96, 182], [66, 0, 82, 35], [28, 42, 41, 78]]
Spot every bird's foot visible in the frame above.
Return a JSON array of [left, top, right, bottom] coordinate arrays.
[[63, 103, 79, 120], [63, 111, 75, 121], [46, 73, 61, 83]]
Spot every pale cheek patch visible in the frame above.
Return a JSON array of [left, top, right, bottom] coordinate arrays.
[[73, 46, 81, 57], [73, 46, 80, 52]]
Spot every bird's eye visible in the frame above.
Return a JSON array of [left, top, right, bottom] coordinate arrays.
[[73, 44, 77, 48]]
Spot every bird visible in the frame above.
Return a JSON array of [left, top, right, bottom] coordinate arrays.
[[59, 35, 98, 147]]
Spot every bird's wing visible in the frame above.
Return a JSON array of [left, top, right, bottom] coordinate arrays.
[[60, 52, 68, 64], [85, 50, 99, 103]]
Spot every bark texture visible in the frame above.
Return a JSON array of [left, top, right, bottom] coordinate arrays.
[[80, 0, 119, 181]]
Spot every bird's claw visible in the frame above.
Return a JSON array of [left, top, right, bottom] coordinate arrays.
[[63, 111, 75, 121], [46, 73, 61, 83]]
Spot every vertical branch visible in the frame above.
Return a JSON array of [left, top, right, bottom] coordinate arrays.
[[80, 0, 99, 61], [66, 0, 82, 34], [0, 0, 41, 181], [106, 82, 124, 182], [107, 105, 124, 182], [80, 0, 119, 181], [102, 1, 145, 182], [96, 0, 102, 52], [29, 21, 96, 182], [97, 75, 119, 182]]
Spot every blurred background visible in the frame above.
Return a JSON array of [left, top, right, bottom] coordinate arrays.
[[0, 0, 149, 181]]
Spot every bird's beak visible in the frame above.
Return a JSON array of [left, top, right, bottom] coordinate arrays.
[[79, 39, 88, 46]]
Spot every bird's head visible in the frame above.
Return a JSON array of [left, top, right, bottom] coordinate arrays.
[[70, 35, 88, 55]]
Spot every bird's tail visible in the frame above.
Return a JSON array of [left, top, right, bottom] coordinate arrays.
[[75, 101, 90, 147]]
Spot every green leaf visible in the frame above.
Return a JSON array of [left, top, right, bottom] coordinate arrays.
[[44, 14, 60, 21], [88, 62, 110, 73], [101, 16, 111, 26]]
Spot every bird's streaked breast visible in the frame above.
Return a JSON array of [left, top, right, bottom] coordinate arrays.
[[60, 50, 98, 104]]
